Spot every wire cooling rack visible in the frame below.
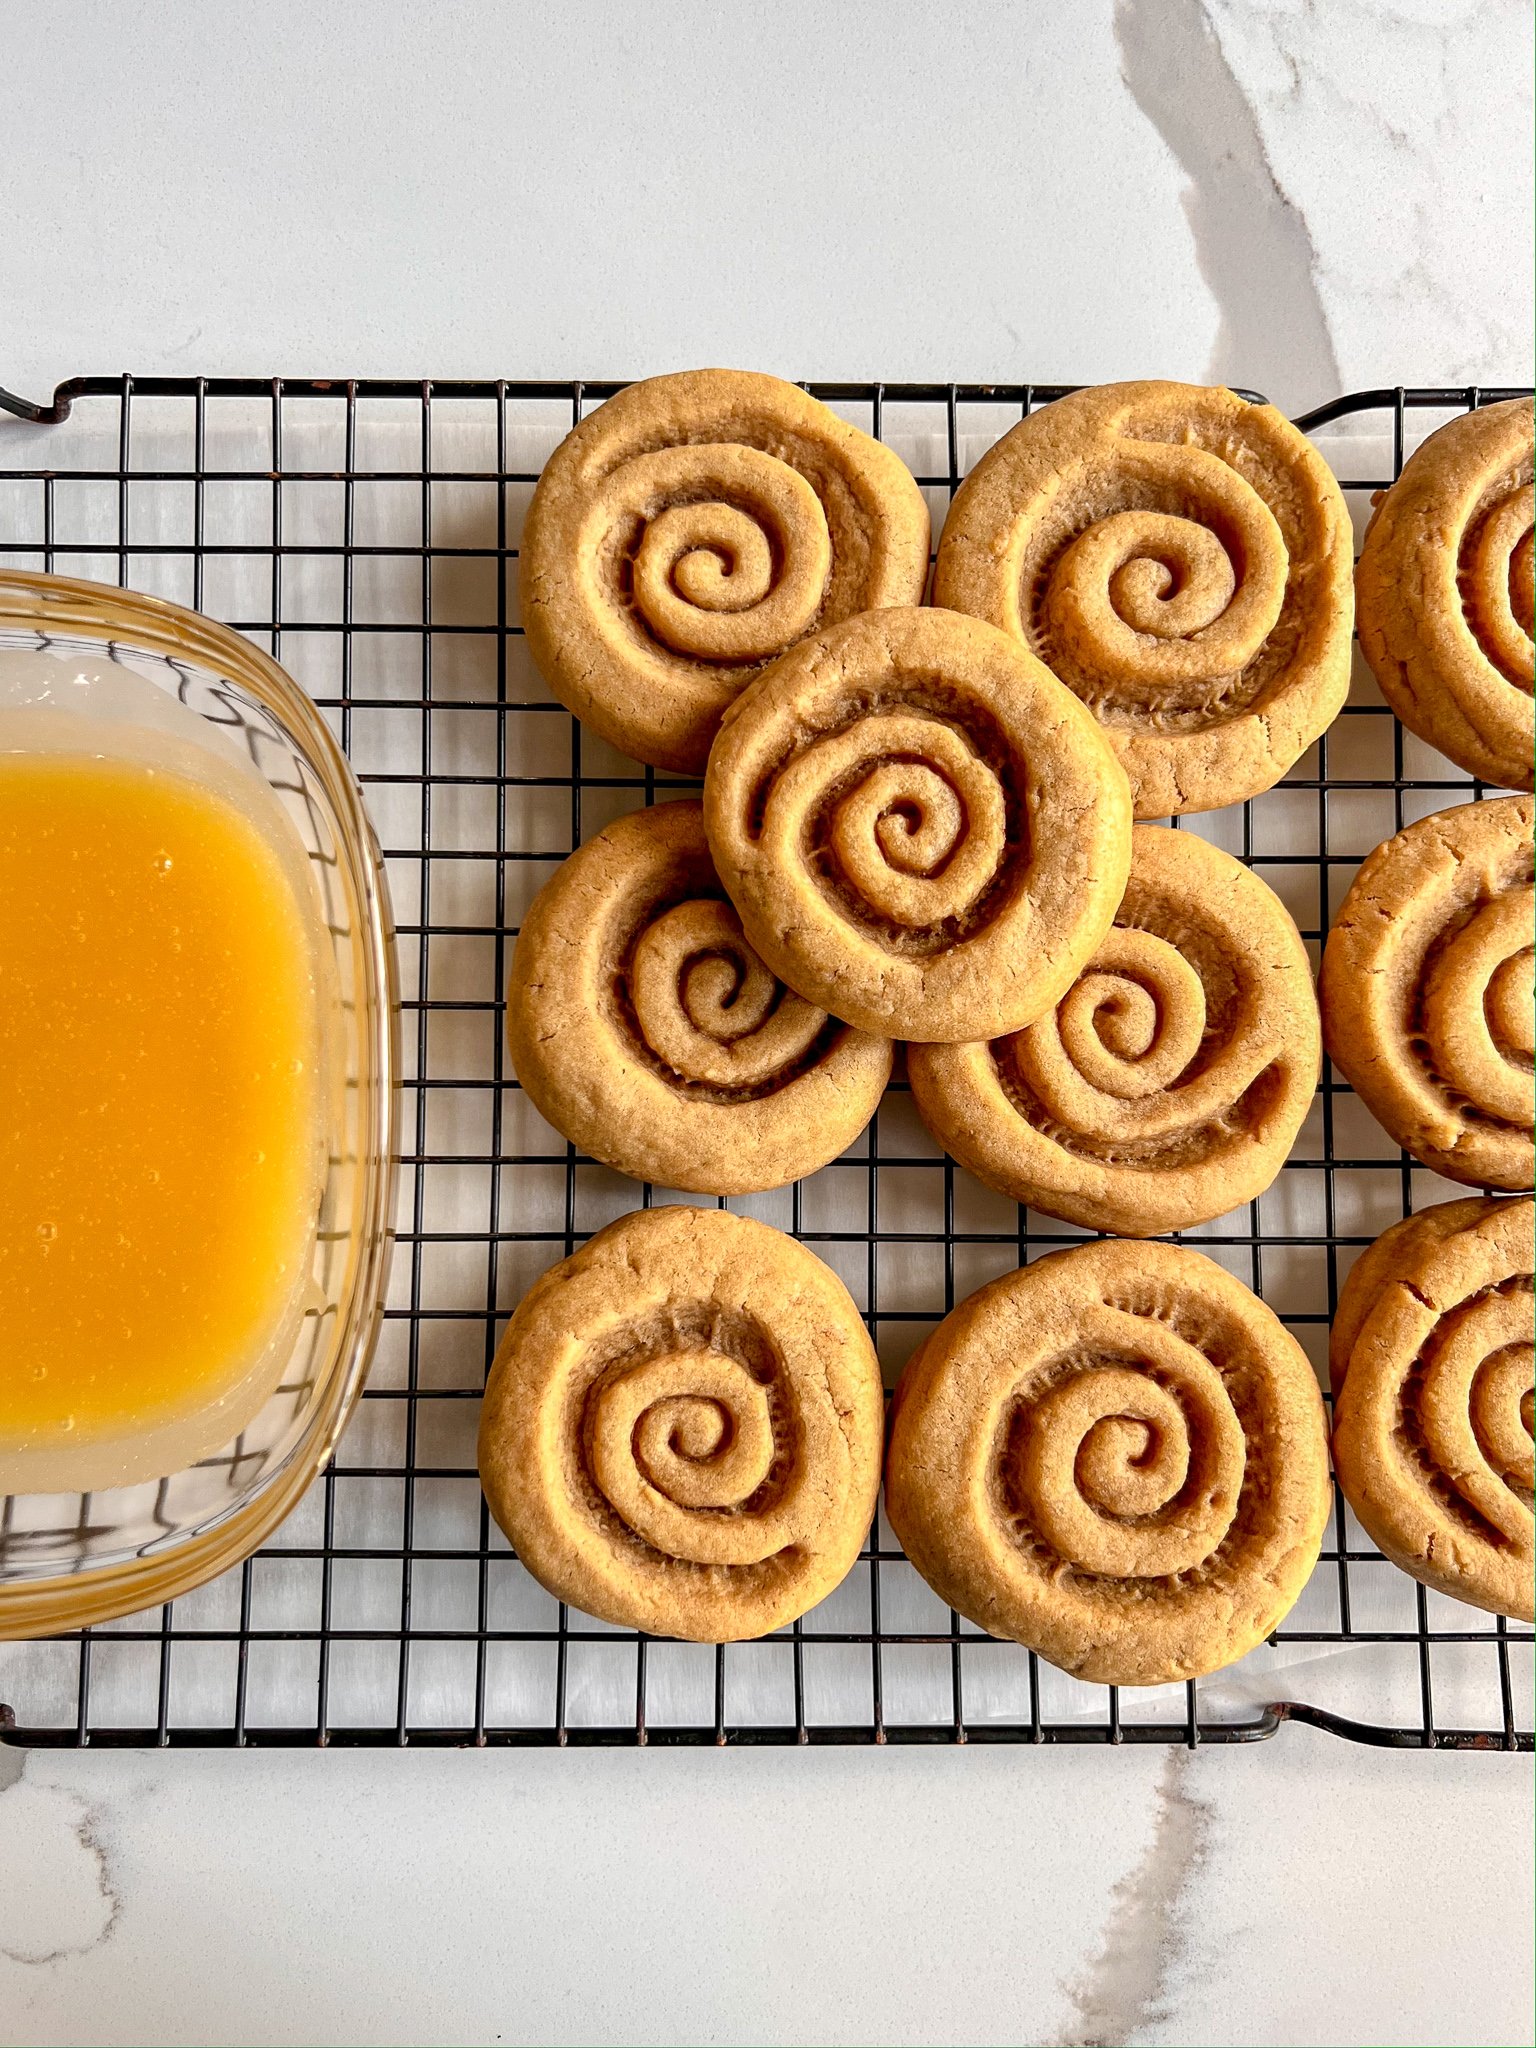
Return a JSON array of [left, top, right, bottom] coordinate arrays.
[[0, 375, 1531, 1752]]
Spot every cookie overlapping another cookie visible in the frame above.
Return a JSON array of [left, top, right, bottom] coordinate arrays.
[[703, 606, 1133, 1043]]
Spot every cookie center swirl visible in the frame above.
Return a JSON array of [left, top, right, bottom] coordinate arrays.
[[1412, 1290, 1536, 1538], [586, 1348, 810, 1566], [629, 898, 825, 1087], [1487, 953, 1536, 1060], [1511, 531, 1535, 639], [1011, 1323, 1246, 1579], [1471, 1346, 1536, 1493], [1423, 886, 1536, 1125], [1038, 447, 1289, 712], [767, 710, 1010, 936], [1460, 480, 1536, 690], [621, 444, 833, 664], [1003, 911, 1273, 1154], [1049, 929, 1207, 1099]]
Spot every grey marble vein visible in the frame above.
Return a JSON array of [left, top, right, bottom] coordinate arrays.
[[0, 1753, 123, 1968], [1200, 0, 1533, 390], [1114, 0, 1342, 409], [1053, 1750, 1215, 2048]]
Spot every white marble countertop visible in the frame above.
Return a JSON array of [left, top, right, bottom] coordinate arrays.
[[3, 1734, 1533, 2046], [4, 3, 1533, 2043], [5, 0, 1531, 411]]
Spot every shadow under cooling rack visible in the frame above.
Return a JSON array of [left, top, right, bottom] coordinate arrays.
[[0, 375, 1531, 1752]]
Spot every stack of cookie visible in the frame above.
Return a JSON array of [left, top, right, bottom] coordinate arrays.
[[479, 370, 1535, 1678]]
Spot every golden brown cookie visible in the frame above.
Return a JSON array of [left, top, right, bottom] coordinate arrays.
[[908, 825, 1320, 1235], [702, 606, 1133, 1043], [885, 1239, 1331, 1685], [932, 380, 1354, 817], [1320, 796, 1535, 1191], [1330, 1197, 1534, 1621], [1356, 398, 1534, 791], [478, 1206, 883, 1641], [520, 370, 931, 772], [507, 801, 891, 1194]]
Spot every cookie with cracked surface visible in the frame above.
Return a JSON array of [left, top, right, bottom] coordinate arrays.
[[1330, 1196, 1534, 1621], [702, 606, 1133, 1043], [908, 824, 1320, 1235], [1320, 795, 1535, 1191], [1356, 398, 1534, 791], [506, 799, 891, 1194], [478, 1206, 884, 1642], [884, 1239, 1332, 1686], [519, 368, 931, 773], [932, 380, 1354, 817]]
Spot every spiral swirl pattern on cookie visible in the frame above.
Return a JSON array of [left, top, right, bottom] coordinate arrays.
[[704, 607, 1133, 1043], [932, 380, 1354, 817], [884, 1240, 1332, 1685], [478, 1207, 884, 1641], [507, 801, 890, 1195], [519, 369, 931, 772], [1356, 397, 1534, 791], [1331, 1197, 1534, 1620], [1321, 796, 1535, 1192], [908, 826, 1320, 1234]]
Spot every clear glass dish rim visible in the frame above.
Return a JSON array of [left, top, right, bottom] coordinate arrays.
[[0, 567, 400, 1637]]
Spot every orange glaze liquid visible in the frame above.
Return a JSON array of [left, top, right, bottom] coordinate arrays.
[[0, 752, 322, 1476]]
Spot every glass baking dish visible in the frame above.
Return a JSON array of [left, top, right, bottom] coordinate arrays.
[[0, 568, 398, 1636]]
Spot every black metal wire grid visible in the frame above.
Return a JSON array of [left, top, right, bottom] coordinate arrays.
[[0, 374, 1531, 1752]]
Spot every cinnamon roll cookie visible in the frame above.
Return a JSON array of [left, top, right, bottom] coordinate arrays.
[[1356, 398, 1534, 790], [520, 370, 930, 772], [1320, 796, 1535, 1190], [884, 1240, 1332, 1685], [1331, 1197, 1534, 1620], [933, 381, 1354, 817], [703, 607, 1133, 1043], [507, 801, 890, 1193], [908, 826, 1320, 1235], [478, 1206, 884, 1641]]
